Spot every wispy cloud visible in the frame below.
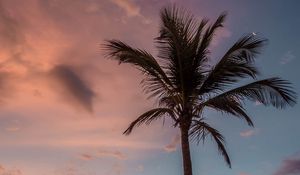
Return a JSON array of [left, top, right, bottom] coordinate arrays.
[[240, 129, 259, 137], [79, 153, 94, 161], [110, 0, 140, 17], [98, 150, 127, 160], [5, 127, 20, 132], [164, 134, 180, 152], [273, 153, 300, 175], [0, 164, 22, 175], [280, 51, 295, 65], [110, 0, 151, 24], [3, 119, 21, 132]]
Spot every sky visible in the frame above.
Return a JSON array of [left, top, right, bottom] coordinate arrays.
[[0, 0, 299, 175]]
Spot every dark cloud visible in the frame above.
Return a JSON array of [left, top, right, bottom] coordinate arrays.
[[273, 156, 300, 175], [49, 65, 95, 112]]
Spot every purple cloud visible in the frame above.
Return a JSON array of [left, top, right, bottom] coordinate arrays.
[[273, 156, 300, 175]]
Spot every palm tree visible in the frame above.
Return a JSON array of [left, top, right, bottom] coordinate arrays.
[[103, 6, 296, 175]]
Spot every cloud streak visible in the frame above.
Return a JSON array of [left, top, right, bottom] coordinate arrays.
[[273, 154, 300, 175], [78, 149, 128, 175], [110, 0, 141, 17], [239, 173, 250, 175], [79, 153, 94, 161], [98, 150, 127, 160], [240, 129, 259, 138], [110, 0, 151, 24]]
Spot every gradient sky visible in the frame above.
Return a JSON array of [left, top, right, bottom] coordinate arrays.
[[0, 0, 299, 175]]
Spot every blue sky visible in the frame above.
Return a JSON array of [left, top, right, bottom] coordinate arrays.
[[0, 0, 299, 175]]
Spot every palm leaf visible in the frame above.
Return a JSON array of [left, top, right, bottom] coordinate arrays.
[[156, 7, 227, 102], [103, 40, 175, 99], [190, 120, 231, 167], [156, 6, 197, 95], [198, 96, 254, 126], [123, 108, 177, 135], [197, 12, 227, 57], [199, 34, 267, 94], [201, 77, 296, 109]]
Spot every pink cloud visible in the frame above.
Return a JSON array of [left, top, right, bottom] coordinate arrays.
[[98, 150, 127, 160], [239, 173, 250, 175], [0, 0, 162, 156], [79, 150, 127, 161], [5, 127, 20, 132], [164, 134, 180, 152], [240, 129, 259, 137], [110, 0, 141, 17], [110, 0, 151, 24], [79, 153, 94, 161], [0, 164, 22, 175]]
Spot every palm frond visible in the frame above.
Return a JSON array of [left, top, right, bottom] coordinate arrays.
[[198, 96, 254, 126], [201, 77, 296, 110], [197, 12, 227, 58], [123, 108, 177, 135], [190, 120, 231, 167], [156, 6, 224, 104], [103, 40, 174, 98], [199, 34, 267, 94], [159, 94, 183, 109], [156, 5, 199, 94]]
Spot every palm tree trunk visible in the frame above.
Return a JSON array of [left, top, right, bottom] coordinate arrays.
[[180, 126, 193, 175]]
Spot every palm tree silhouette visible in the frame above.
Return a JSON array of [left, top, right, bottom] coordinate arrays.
[[103, 5, 296, 175]]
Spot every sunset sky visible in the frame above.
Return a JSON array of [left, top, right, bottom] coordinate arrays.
[[0, 0, 299, 175]]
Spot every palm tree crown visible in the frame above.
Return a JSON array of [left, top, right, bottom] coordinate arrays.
[[103, 5, 296, 175]]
